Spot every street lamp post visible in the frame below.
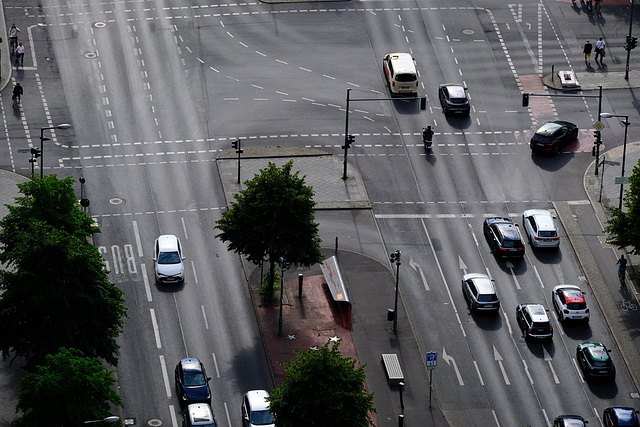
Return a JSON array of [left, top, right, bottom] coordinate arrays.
[[600, 113, 630, 210], [84, 416, 119, 424], [390, 250, 401, 333], [40, 123, 72, 179], [277, 257, 290, 337]]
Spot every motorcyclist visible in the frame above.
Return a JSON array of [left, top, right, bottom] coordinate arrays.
[[422, 126, 434, 148], [12, 83, 23, 104]]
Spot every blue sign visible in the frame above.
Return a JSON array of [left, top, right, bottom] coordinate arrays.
[[426, 351, 437, 369]]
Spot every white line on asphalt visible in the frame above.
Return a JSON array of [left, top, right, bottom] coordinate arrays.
[[223, 402, 232, 427], [533, 265, 544, 288], [191, 260, 198, 284], [169, 404, 178, 427], [201, 305, 209, 329], [212, 352, 221, 378], [142, 264, 153, 302], [159, 355, 172, 397], [473, 360, 484, 386], [181, 217, 188, 239], [132, 220, 143, 257], [491, 410, 500, 426], [151, 308, 162, 348], [522, 359, 533, 385]]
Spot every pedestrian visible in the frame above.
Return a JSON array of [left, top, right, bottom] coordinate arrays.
[[595, 0, 602, 13], [14, 41, 24, 65], [595, 37, 606, 62], [422, 126, 434, 148], [583, 40, 593, 65], [8, 24, 19, 52]]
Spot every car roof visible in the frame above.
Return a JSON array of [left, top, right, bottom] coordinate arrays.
[[157, 234, 180, 251], [557, 286, 585, 303], [185, 403, 215, 425], [554, 415, 587, 427], [607, 407, 638, 424], [385, 53, 415, 73], [536, 121, 574, 135], [441, 84, 467, 98], [463, 273, 495, 292], [180, 358, 203, 372], [521, 304, 549, 321], [486, 218, 521, 240], [245, 390, 271, 411], [524, 210, 557, 230], [581, 342, 610, 361]]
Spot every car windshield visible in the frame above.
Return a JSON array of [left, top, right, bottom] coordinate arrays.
[[477, 294, 497, 302], [251, 410, 275, 425], [158, 251, 181, 264], [395, 73, 416, 82], [538, 231, 557, 237], [184, 372, 206, 386]]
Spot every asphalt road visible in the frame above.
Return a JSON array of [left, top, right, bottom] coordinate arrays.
[[1, 0, 640, 426]]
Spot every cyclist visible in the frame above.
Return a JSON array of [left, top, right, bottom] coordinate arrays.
[[616, 254, 628, 283], [8, 24, 19, 52], [422, 126, 434, 149], [12, 83, 22, 106], [14, 41, 25, 66]]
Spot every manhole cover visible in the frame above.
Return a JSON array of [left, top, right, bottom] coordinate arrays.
[[94, 21, 106, 28], [85, 52, 97, 59], [462, 29, 474, 35], [148, 420, 162, 426], [109, 197, 123, 205]]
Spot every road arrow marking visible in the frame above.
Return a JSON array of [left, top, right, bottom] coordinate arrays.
[[543, 346, 560, 384], [442, 347, 464, 386], [459, 256, 468, 276], [493, 346, 511, 385], [409, 256, 430, 291]]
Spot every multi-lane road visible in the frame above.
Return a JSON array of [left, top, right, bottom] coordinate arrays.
[[2, 0, 640, 425]]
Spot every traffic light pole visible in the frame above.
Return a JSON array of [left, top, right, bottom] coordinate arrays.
[[232, 139, 242, 184], [343, 88, 427, 179], [625, 0, 635, 80]]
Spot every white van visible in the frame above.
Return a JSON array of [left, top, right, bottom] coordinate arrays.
[[383, 53, 418, 95]]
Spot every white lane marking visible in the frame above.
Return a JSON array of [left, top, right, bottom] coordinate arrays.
[[442, 347, 464, 386], [522, 359, 534, 385], [181, 217, 188, 239], [493, 346, 510, 385], [132, 220, 143, 257], [151, 308, 162, 348], [224, 402, 232, 427], [409, 256, 430, 291], [473, 360, 484, 386], [169, 404, 178, 427], [543, 346, 560, 384], [142, 263, 153, 302], [201, 305, 209, 329], [159, 355, 172, 397], [212, 352, 221, 378], [191, 260, 198, 284]]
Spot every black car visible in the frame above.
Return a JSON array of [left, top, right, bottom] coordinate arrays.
[[175, 358, 212, 407], [603, 407, 639, 426], [483, 217, 525, 258], [438, 83, 470, 115], [553, 415, 589, 427], [530, 120, 578, 154]]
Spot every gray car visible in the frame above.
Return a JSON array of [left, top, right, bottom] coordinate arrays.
[[462, 273, 500, 314]]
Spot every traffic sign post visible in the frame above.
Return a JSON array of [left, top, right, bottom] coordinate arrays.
[[426, 352, 437, 408]]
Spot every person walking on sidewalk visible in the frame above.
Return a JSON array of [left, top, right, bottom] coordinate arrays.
[[595, 0, 602, 13], [595, 37, 606, 63], [583, 40, 593, 65], [14, 41, 25, 66], [8, 24, 20, 52]]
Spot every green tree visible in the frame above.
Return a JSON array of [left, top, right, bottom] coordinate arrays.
[[215, 161, 323, 297], [0, 176, 126, 367], [268, 341, 376, 427], [605, 161, 640, 253], [12, 348, 122, 427]]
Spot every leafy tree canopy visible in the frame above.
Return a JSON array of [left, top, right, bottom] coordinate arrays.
[[268, 341, 376, 427], [12, 348, 122, 427], [605, 160, 640, 254], [215, 161, 323, 292], [0, 175, 126, 367]]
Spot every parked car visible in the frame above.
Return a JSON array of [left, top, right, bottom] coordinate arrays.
[[603, 407, 639, 426], [438, 83, 470, 115], [461, 273, 500, 314], [483, 217, 525, 258], [242, 390, 275, 427], [522, 209, 560, 248], [516, 303, 553, 340], [553, 415, 589, 426], [175, 358, 212, 406], [577, 342, 616, 382], [552, 285, 589, 322], [182, 403, 218, 427], [154, 234, 186, 283], [530, 120, 578, 154]]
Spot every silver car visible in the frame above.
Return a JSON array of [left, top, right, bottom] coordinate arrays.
[[522, 209, 560, 248], [154, 234, 185, 283], [461, 273, 500, 314]]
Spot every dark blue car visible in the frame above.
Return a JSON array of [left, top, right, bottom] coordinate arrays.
[[603, 407, 640, 427], [175, 358, 212, 407]]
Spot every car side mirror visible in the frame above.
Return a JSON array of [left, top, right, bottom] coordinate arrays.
[[182, 256, 186, 260], [207, 376, 212, 381], [153, 257, 157, 261]]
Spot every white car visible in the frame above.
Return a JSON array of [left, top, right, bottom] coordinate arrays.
[[522, 209, 560, 248], [552, 285, 589, 322], [153, 234, 185, 284]]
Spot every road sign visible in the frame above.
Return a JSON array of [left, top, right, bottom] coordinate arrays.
[[594, 121, 605, 131], [615, 177, 629, 185], [426, 351, 437, 370]]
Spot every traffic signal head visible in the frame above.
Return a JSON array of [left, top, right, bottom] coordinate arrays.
[[522, 93, 529, 107], [30, 147, 41, 158], [631, 36, 638, 50], [231, 139, 238, 149], [344, 134, 355, 149]]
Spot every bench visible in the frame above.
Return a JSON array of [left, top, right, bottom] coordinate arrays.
[[381, 353, 404, 386]]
